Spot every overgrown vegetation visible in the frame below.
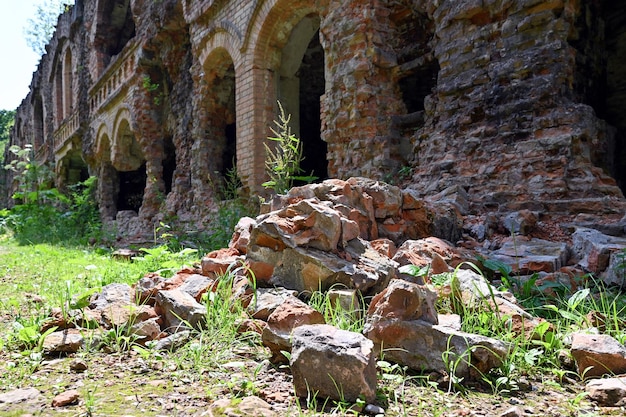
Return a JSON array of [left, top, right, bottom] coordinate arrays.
[[1, 144, 101, 245], [262, 101, 317, 194], [0, 109, 15, 156]]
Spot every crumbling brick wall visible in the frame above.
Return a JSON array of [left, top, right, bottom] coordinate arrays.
[[5, 0, 626, 240]]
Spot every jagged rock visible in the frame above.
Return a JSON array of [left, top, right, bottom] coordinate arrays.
[[155, 289, 206, 331], [367, 279, 438, 325], [585, 376, 626, 406], [393, 237, 459, 270], [40, 307, 74, 332], [99, 303, 152, 328], [201, 247, 244, 277], [51, 390, 80, 407], [0, 388, 40, 404], [291, 324, 377, 403], [327, 288, 362, 319], [69, 358, 88, 372], [427, 202, 464, 243], [370, 238, 397, 258], [490, 237, 570, 274], [452, 269, 518, 305], [43, 329, 84, 353], [438, 313, 462, 330], [86, 282, 158, 328], [261, 297, 325, 364], [347, 177, 403, 220], [248, 237, 396, 294], [500, 406, 525, 417], [253, 199, 343, 252], [229, 216, 256, 254], [163, 268, 201, 290], [365, 279, 508, 376], [90, 283, 132, 310], [450, 269, 546, 337], [237, 319, 267, 335], [277, 179, 377, 239], [134, 274, 166, 305], [208, 395, 276, 417], [570, 332, 626, 377], [572, 227, 626, 288], [177, 273, 214, 301], [401, 189, 434, 240], [502, 210, 538, 236], [248, 288, 299, 320], [153, 330, 192, 351], [427, 185, 470, 214], [131, 317, 163, 341], [231, 275, 255, 308], [365, 318, 509, 378]]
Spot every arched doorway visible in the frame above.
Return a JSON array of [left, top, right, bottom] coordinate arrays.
[[112, 118, 146, 213], [278, 15, 328, 181], [201, 49, 237, 198]]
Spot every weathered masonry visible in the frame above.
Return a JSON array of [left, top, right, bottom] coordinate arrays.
[[5, 0, 626, 236]]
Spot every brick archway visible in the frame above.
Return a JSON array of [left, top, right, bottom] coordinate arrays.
[[241, 0, 325, 189], [195, 47, 238, 201]]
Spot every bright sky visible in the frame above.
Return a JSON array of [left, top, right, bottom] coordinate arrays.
[[0, 1, 44, 110]]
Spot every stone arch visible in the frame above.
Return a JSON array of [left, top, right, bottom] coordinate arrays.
[[111, 108, 146, 213], [95, 123, 110, 158], [198, 22, 244, 65], [249, 0, 328, 183], [63, 48, 73, 117], [198, 46, 238, 198], [95, 128, 119, 219], [52, 49, 65, 126], [57, 149, 89, 189]]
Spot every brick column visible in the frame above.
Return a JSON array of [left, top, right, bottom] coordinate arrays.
[[237, 66, 275, 193], [320, 0, 405, 180]]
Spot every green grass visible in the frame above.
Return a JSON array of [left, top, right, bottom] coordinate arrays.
[[2, 235, 625, 415]]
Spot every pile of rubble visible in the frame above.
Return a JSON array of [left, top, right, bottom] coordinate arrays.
[[41, 178, 626, 407]]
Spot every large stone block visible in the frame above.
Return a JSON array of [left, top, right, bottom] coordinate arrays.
[[291, 324, 377, 403]]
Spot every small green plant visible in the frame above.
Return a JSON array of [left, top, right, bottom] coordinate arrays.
[[142, 75, 163, 105], [308, 286, 364, 332], [134, 245, 198, 278], [262, 101, 317, 194]]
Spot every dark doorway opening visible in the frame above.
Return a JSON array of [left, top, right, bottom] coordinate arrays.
[[162, 137, 176, 195], [66, 151, 89, 185], [222, 122, 237, 177], [117, 163, 146, 212], [604, 2, 626, 193], [570, 2, 626, 193], [298, 29, 327, 181], [398, 62, 440, 114]]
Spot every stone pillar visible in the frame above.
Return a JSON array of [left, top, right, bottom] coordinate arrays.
[[320, 0, 406, 180]]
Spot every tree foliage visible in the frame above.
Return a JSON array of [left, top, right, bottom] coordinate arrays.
[[0, 109, 15, 157], [23, 0, 74, 57]]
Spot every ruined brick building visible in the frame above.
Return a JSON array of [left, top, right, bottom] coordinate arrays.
[[4, 0, 626, 237]]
